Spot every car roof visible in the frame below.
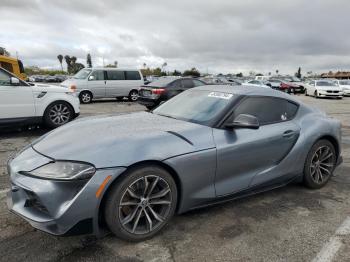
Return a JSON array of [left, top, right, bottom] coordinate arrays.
[[194, 85, 300, 103]]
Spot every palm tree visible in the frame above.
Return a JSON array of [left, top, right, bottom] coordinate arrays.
[[57, 54, 63, 72]]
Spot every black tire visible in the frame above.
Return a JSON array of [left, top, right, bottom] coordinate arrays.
[[128, 90, 138, 102], [104, 165, 177, 241], [303, 140, 336, 189], [146, 105, 154, 110], [79, 91, 93, 104], [305, 89, 309, 96], [44, 101, 74, 128]]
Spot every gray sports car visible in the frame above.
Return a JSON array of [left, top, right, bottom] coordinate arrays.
[[7, 85, 342, 241]]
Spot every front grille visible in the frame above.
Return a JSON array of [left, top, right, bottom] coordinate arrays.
[[326, 90, 339, 93], [23, 189, 49, 214]]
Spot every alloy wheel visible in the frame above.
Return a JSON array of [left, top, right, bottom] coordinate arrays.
[[81, 93, 92, 103], [118, 175, 172, 235], [309, 145, 335, 184], [49, 104, 71, 125]]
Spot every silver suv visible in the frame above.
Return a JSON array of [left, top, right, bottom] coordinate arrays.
[[61, 68, 143, 103]]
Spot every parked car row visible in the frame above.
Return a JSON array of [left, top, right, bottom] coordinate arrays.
[[28, 74, 68, 83]]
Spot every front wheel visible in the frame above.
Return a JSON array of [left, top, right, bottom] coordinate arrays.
[[44, 101, 74, 128], [314, 91, 319, 98], [104, 166, 177, 241], [303, 140, 336, 189], [79, 91, 93, 104]]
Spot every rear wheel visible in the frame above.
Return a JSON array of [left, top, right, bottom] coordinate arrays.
[[104, 166, 177, 241], [303, 140, 336, 189], [79, 91, 93, 104], [44, 101, 74, 128], [128, 90, 138, 102]]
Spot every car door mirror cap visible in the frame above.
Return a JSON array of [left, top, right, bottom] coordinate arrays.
[[10, 77, 20, 85], [226, 114, 260, 129], [88, 75, 95, 81]]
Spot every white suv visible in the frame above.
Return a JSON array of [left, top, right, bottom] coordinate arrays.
[[60, 68, 143, 103], [0, 68, 80, 128]]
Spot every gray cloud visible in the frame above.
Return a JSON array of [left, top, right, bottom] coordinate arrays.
[[1, 0, 349, 74]]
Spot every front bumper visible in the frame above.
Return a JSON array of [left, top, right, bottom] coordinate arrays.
[[343, 89, 350, 96], [7, 147, 126, 236], [317, 90, 343, 97], [137, 96, 160, 107]]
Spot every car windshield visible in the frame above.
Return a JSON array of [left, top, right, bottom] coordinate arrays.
[[339, 80, 350, 85], [316, 81, 336, 86], [73, 69, 92, 79], [153, 89, 234, 125]]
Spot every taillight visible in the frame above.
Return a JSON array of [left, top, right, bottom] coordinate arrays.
[[280, 83, 288, 89], [152, 88, 165, 95]]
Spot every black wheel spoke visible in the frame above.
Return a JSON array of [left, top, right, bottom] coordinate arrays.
[[122, 206, 139, 225], [143, 208, 153, 232], [127, 188, 141, 199], [150, 200, 171, 205], [147, 177, 160, 197], [149, 187, 170, 199], [148, 206, 164, 222], [132, 208, 143, 233]]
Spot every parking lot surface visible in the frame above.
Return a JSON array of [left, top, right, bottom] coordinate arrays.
[[1, 96, 349, 262]]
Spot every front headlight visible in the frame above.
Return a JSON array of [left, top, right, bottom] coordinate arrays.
[[27, 161, 96, 180]]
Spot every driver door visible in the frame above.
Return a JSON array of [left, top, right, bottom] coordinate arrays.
[[0, 70, 35, 119], [213, 96, 300, 196]]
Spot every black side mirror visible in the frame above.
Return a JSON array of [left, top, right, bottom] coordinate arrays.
[[226, 114, 260, 129]]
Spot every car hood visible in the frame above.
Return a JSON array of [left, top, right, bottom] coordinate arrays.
[[31, 83, 70, 93], [32, 112, 215, 168], [316, 86, 342, 91], [60, 78, 84, 88]]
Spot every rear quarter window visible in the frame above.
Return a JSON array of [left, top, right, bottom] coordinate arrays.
[[125, 71, 141, 80]]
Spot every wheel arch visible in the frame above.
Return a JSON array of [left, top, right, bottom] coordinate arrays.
[[317, 135, 340, 160], [43, 99, 76, 116], [97, 160, 183, 229], [79, 89, 94, 98]]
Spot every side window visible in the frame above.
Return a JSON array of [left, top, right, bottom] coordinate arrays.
[[0, 70, 11, 86], [182, 79, 194, 89], [125, 71, 141, 80], [193, 80, 205, 87], [106, 70, 125, 80], [0, 62, 14, 73], [90, 70, 105, 81], [232, 97, 298, 125], [168, 80, 182, 88]]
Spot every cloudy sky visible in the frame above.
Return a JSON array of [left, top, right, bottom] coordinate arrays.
[[1, 0, 349, 75]]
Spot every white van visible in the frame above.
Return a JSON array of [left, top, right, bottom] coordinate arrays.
[[61, 68, 144, 103]]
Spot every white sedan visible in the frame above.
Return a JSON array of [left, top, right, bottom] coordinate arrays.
[[336, 80, 350, 96], [0, 68, 80, 128], [242, 80, 270, 88], [305, 80, 343, 99]]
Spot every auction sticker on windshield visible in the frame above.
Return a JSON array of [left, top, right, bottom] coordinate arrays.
[[208, 92, 233, 99]]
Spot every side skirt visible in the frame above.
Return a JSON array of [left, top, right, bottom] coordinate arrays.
[[185, 175, 302, 212]]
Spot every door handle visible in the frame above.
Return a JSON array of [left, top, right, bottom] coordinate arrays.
[[283, 130, 295, 138]]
